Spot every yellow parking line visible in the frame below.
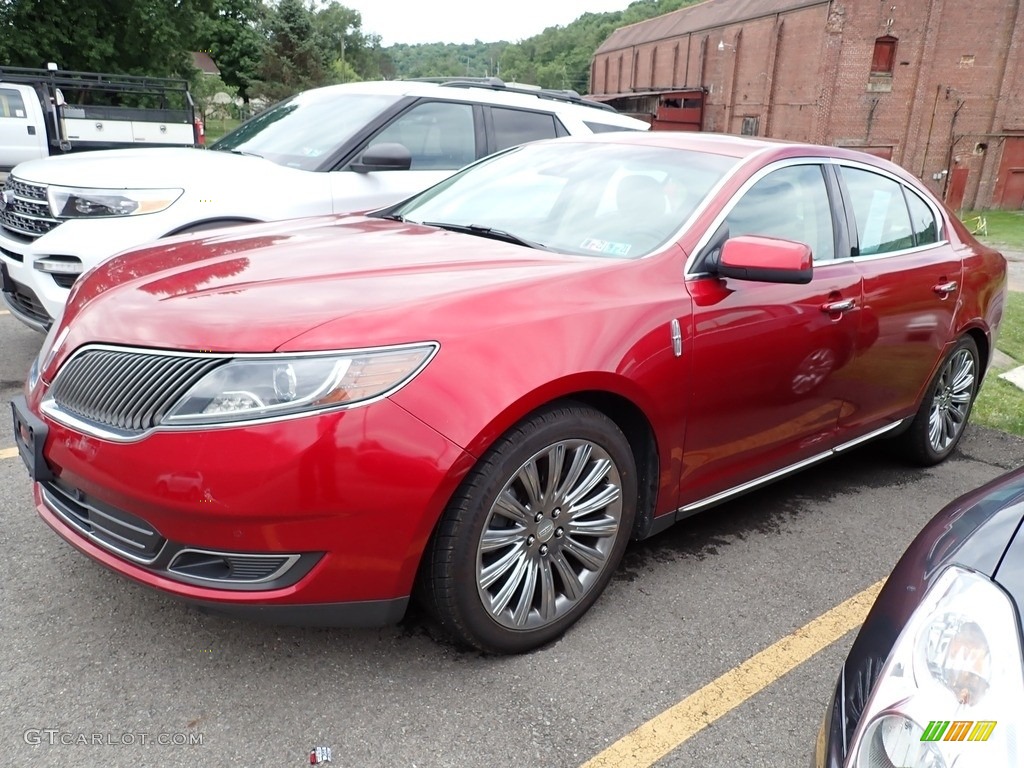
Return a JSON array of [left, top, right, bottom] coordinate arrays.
[[581, 579, 886, 768], [0, 309, 10, 315], [1, 446, 18, 460]]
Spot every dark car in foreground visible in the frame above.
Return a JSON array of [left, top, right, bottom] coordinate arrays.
[[11, 132, 1007, 653], [813, 465, 1024, 767]]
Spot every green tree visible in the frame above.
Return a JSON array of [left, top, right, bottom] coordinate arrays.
[[193, 0, 265, 103], [382, 0, 699, 92], [0, 0, 214, 77], [252, 0, 328, 101]]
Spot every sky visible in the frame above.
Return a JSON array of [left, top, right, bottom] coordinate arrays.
[[342, 1, 636, 46]]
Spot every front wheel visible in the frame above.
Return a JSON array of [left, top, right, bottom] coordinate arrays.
[[898, 336, 980, 466], [420, 403, 637, 654]]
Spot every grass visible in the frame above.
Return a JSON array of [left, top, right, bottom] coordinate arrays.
[[961, 209, 1024, 250], [973, 292, 1024, 436], [203, 117, 241, 144]]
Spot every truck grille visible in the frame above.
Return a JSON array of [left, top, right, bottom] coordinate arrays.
[[49, 347, 224, 435], [0, 176, 61, 241]]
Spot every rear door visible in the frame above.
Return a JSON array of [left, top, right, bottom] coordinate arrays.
[[0, 86, 46, 171], [679, 161, 863, 508], [832, 163, 962, 435]]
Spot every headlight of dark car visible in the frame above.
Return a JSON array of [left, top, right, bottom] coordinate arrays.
[[847, 565, 1022, 767]]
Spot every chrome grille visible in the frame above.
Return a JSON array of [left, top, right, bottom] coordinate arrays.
[[41, 479, 165, 563], [0, 176, 61, 240], [49, 348, 224, 434]]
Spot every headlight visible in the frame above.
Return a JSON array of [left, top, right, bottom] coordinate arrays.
[[28, 320, 68, 391], [848, 566, 1022, 767], [162, 344, 437, 426], [47, 186, 183, 218]]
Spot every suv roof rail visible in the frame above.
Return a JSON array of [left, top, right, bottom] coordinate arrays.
[[404, 76, 616, 113]]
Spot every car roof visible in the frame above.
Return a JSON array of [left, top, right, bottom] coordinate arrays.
[[296, 79, 646, 127], [548, 130, 913, 172]]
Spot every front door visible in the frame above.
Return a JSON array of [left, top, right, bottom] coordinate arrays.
[[680, 163, 862, 508]]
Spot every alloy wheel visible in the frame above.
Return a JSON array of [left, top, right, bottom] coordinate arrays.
[[475, 439, 624, 631], [927, 348, 976, 454]]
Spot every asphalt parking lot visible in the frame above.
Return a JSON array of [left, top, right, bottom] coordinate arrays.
[[1, 308, 1022, 768]]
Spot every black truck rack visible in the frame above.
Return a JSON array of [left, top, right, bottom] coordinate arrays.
[[0, 65, 197, 152]]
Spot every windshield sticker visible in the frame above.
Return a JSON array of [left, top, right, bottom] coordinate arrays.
[[580, 238, 631, 256]]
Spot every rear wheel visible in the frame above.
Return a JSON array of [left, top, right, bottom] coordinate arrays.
[[421, 403, 636, 654], [898, 336, 980, 466]]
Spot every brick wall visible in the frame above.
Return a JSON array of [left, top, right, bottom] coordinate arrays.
[[591, 0, 1024, 209]]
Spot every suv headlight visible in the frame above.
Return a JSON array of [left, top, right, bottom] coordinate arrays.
[[848, 566, 1023, 767], [161, 344, 437, 426], [48, 186, 183, 218]]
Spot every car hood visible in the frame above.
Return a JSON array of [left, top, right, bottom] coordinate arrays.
[[52, 215, 613, 363], [12, 147, 288, 188]]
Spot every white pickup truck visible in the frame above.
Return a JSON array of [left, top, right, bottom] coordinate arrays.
[[0, 65, 200, 178], [0, 77, 647, 332]]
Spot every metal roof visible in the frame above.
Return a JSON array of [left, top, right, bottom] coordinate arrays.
[[596, 0, 829, 54]]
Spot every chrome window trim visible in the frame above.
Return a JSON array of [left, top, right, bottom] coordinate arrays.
[[677, 419, 906, 514], [40, 340, 440, 443], [831, 159, 948, 257], [684, 155, 951, 277], [683, 156, 840, 276]]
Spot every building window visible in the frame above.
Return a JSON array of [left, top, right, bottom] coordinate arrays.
[[740, 116, 759, 136], [871, 36, 897, 76]]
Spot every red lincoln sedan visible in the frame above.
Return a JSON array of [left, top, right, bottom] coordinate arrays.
[[11, 132, 1006, 653]]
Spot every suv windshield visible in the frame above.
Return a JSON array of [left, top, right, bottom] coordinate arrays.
[[390, 141, 737, 259], [211, 91, 402, 171]]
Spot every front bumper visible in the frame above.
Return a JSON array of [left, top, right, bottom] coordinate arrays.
[[23, 393, 471, 621]]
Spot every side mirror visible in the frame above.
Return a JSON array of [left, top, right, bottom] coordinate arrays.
[[351, 143, 412, 173], [717, 235, 813, 284]]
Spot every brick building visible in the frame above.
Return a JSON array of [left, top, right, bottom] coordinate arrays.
[[589, 0, 1024, 210]]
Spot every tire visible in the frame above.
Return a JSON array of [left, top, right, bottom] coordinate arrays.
[[898, 336, 980, 466], [420, 402, 637, 654]]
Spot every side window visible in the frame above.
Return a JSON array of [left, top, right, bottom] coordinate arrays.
[[367, 101, 475, 170], [0, 88, 27, 119], [724, 164, 835, 261], [905, 189, 939, 247], [491, 108, 559, 151], [841, 167, 915, 255], [584, 121, 642, 134]]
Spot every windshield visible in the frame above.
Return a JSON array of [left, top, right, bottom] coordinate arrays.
[[389, 141, 737, 258], [211, 91, 401, 171]]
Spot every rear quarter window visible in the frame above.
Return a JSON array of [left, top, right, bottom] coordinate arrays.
[[584, 121, 643, 134]]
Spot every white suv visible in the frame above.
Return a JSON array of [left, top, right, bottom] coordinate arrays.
[[0, 78, 647, 330]]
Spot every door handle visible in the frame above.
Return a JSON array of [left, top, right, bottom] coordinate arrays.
[[821, 298, 856, 313], [932, 281, 958, 296]]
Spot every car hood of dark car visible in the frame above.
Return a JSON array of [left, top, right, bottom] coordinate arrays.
[[53, 214, 623, 365]]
